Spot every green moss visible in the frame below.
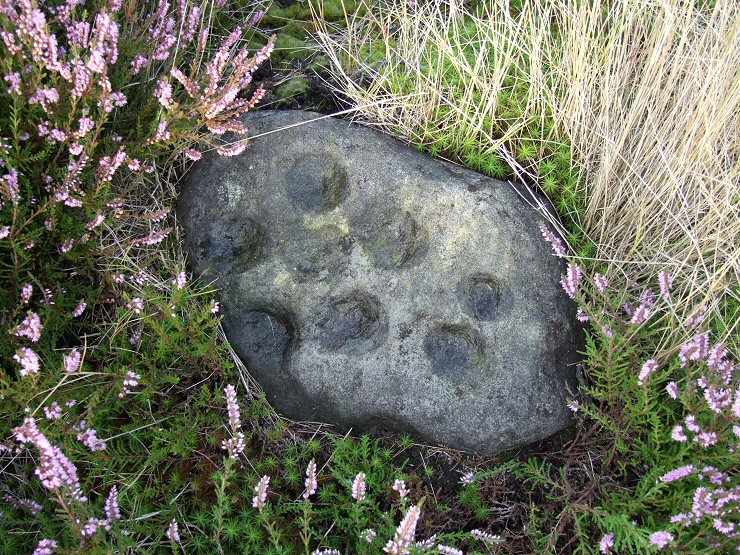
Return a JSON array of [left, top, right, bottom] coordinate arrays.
[[273, 77, 310, 103]]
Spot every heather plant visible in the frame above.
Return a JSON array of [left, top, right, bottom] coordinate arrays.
[[0, 0, 274, 550]]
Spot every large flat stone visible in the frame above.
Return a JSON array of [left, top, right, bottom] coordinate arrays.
[[178, 110, 582, 454]]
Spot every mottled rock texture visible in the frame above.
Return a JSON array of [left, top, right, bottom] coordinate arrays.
[[179, 110, 582, 454]]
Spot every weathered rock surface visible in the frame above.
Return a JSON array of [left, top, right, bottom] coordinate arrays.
[[179, 110, 582, 454]]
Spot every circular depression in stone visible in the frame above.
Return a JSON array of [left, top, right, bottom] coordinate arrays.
[[238, 308, 297, 371], [359, 209, 426, 269], [285, 153, 350, 211], [460, 274, 504, 321], [317, 292, 385, 354], [423, 324, 486, 378], [196, 214, 265, 272]]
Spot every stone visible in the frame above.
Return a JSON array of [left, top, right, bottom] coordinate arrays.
[[178, 110, 582, 454]]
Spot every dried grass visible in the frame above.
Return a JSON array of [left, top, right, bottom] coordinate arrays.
[[312, 0, 740, 355]]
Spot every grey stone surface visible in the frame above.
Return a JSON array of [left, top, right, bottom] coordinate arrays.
[[178, 110, 582, 454]]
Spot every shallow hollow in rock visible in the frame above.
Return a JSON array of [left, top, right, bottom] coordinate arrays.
[[178, 110, 583, 454]]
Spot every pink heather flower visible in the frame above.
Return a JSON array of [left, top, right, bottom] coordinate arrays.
[[0, 226, 10, 239], [44, 402, 63, 420], [560, 263, 582, 299], [460, 471, 475, 485], [4, 495, 43, 515], [679, 333, 710, 367], [67, 21, 90, 47], [352, 472, 367, 501], [641, 289, 655, 307], [660, 465, 695, 483], [133, 230, 169, 246], [119, 370, 142, 398], [13, 417, 86, 501], [222, 385, 244, 457], [250, 9, 265, 25], [2, 168, 20, 205], [87, 213, 105, 230], [221, 431, 245, 459], [252, 475, 270, 509], [393, 479, 409, 497], [707, 342, 728, 370], [666, 381, 679, 399], [733, 393, 740, 419], [32, 539, 57, 555], [97, 149, 127, 182], [60, 238, 74, 253], [713, 519, 734, 535], [695, 432, 718, 448], [437, 546, 463, 555], [153, 120, 170, 142], [211, 301, 220, 314], [304, 459, 318, 499], [166, 518, 180, 543], [129, 329, 142, 345], [384, 505, 422, 554], [567, 400, 580, 412], [173, 271, 188, 289], [470, 529, 501, 544], [71, 62, 92, 98], [5, 72, 21, 95], [72, 299, 87, 317], [576, 308, 589, 322], [216, 142, 248, 157], [21, 283, 32, 304], [638, 359, 658, 386], [15, 311, 43, 342], [360, 529, 377, 543], [658, 270, 673, 302], [80, 518, 104, 537], [64, 348, 82, 372], [685, 415, 701, 433], [14, 347, 40, 376], [599, 532, 615, 554], [630, 304, 651, 325], [671, 425, 688, 442], [185, 149, 202, 161], [130, 55, 148, 75], [224, 384, 241, 430], [127, 297, 144, 314], [539, 223, 566, 257], [593, 273, 609, 293], [649, 531, 674, 549], [105, 486, 121, 524], [29, 87, 60, 114], [77, 428, 106, 451], [153, 78, 174, 109], [704, 387, 733, 413]]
